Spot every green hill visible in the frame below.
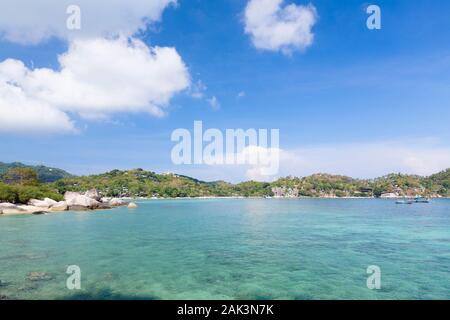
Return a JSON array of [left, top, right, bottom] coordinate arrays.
[[51, 168, 271, 198], [1, 161, 449, 200], [0, 162, 74, 183], [52, 168, 449, 199]]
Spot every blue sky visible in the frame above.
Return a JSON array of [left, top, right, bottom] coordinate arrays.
[[0, 0, 449, 182]]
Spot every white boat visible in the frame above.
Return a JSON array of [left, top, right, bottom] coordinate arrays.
[[396, 199, 414, 204], [414, 197, 430, 203]]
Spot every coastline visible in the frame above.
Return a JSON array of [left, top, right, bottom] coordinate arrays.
[[124, 195, 448, 200], [2, 195, 448, 217]]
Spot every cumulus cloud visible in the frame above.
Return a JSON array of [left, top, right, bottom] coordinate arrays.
[[0, 1, 193, 133], [0, 0, 176, 44], [0, 79, 75, 133], [0, 38, 190, 132], [244, 0, 317, 54]]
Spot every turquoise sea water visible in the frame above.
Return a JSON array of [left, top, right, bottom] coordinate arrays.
[[0, 198, 449, 300]]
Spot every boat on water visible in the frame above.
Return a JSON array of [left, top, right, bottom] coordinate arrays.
[[396, 197, 431, 204], [396, 199, 414, 204], [414, 197, 431, 203]]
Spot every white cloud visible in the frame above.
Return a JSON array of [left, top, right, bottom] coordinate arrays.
[[0, 79, 75, 133], [191, 80, 207, 99], [244, 0, 317, 54], [0, 1, 193, 133], [207, 96, 221, 110], [0, 0, 176, 44], [0, 37, 190, 132]]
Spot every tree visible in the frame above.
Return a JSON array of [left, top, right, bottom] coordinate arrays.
[[2, 168, 39, 186], [0, 183, 18, 203]]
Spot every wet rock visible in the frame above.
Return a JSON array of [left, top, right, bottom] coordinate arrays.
[[109, 198, 127, 207], [0, 294, 11, 300], [128, 202, 138, 209], [32, 211, 47, 215], [27, 272, 53, 282], [97, 203, 113, 210], [67, 205, 91, 211]]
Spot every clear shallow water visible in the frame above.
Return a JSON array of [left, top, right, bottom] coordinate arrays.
[[0, 198, 449, 300]]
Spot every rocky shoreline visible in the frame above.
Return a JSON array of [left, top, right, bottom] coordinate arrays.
[[2, 193, 447, 216], [0, 189, 137, 216]]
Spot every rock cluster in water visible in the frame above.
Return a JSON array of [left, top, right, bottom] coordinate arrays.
[[0, 189, 131, 215], [26, 272, 53, 282]]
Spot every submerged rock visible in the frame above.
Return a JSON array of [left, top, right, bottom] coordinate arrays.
[[18, 282, 38, 292], [32, 211, 47, 215], [0, 294, 11, 300], [27, 272, 53, 282], [0, 279, 10, 287]]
